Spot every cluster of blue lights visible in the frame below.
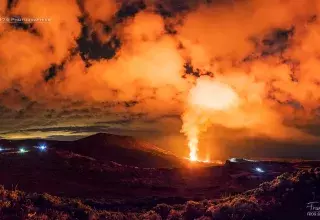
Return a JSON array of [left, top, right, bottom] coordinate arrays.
[[0, 143, 48, 154]]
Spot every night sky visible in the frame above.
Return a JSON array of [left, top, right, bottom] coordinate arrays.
[[1, 0, 320, 159]]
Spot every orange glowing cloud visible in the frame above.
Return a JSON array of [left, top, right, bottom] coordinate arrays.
[[0, 0, 81, 101], [1, 0, 320, 153], [84, 0, 118, 22], [0, 0, 6, 17]]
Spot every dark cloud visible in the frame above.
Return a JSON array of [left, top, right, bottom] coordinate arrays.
[[144, 114, 181, 124], [45, 134, 87, 141], [94, 119, 134, 125], [6, 0, 16, 11], [115, 0, 146, 23], [43, 64, 62, 82], [77, 20, 121, 61], [6, 125, 111, 134]]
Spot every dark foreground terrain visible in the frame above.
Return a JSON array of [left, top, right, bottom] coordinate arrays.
[[0, 134, 320, 219], [1, 168, 320, 220]]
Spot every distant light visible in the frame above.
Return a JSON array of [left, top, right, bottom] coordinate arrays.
[[19, 148, 26, 153], [229, 158, 237, 163], [244, 158, 258, 162], [255, 167, 265, 173], [0, 147, 3, 152], [39, 144, 47, 151]]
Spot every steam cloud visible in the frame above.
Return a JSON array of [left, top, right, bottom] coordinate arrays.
[[181, 77, 240, 161]]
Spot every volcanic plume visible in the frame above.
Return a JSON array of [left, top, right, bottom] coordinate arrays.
[[181, 77, 240, 161]]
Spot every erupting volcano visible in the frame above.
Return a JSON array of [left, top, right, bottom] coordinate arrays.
[[182, 77, 240, 162]]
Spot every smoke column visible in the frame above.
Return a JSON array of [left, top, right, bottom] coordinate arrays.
[[181, 77, 240, 161]]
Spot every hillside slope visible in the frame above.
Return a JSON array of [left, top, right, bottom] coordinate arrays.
[[0, 133, 186, 168], [55, 133, 185, 168]]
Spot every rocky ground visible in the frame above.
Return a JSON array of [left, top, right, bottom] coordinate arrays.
[[0, 168, 319, 219]]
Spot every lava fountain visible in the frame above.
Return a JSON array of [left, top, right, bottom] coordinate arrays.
[[188, 132, 199, 161], [181, 77, 239, 162]]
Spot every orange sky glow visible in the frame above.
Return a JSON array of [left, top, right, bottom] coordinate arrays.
[[1, 0, 320, 159]]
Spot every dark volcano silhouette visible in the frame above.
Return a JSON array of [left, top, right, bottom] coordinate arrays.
[[54, 133, 185, 168]]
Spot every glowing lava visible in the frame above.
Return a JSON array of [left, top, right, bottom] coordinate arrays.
[[182, 77, 239, 162], [188, 136, 199, 161]]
